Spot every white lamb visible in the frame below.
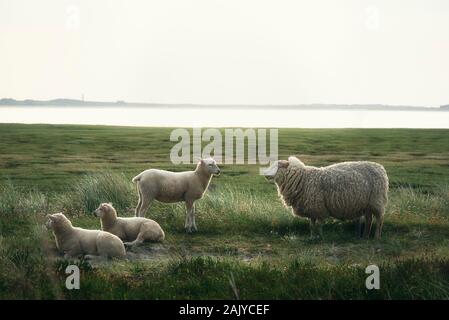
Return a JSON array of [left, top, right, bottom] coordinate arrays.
[[94, 203, 165, 247], [132, 158, 221, 233], [45, 212, 126, 259]]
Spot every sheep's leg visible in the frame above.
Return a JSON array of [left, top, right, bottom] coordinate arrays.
[[355, 216, 364, 238], [316, 219, 324, 239], [309, 218, 316, 238], [363, 213, 373, 239], [374, 209, 384, 240], [185, 200, 195, 233]]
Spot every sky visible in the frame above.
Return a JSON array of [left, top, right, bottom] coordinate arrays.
[[1, 0, 449, 106]]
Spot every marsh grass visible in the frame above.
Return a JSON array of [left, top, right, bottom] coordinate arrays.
[[0, 125, 448, 299], [1, 176, 448, 299], [60, 171, 135, 214], [389, 185, 449, 218], [0, 180, 48, 215]]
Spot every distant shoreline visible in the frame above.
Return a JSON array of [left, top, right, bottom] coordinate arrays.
[[1, 98, 448, 111]]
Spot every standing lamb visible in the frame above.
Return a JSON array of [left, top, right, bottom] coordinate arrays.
[[94, 203, 165, 247], [132, 158, 221, 233], [263, 156, 388, 239], [45, 212, 126, 259]]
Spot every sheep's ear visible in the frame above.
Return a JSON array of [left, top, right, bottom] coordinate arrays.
[[278, 160, 289, 168], [288, 156, 304, 167]]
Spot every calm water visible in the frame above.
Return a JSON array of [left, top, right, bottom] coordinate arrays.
[[0, 106, 448, 128]]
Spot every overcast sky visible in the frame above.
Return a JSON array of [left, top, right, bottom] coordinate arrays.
[[1, 0, 448, 106]]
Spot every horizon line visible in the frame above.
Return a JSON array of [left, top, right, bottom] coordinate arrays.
[[1, 97, 447, 108]]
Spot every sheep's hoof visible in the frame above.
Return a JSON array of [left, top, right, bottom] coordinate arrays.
[[185, 227, 197, 234], [307, 235, 322, 243]]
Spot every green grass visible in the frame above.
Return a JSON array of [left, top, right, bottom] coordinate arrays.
[[0, 124, 448, 299]]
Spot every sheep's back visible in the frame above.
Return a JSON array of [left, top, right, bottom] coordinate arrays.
[[319, 161, 388, 219]]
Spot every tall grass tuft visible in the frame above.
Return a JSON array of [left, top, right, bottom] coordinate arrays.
[[0, 180, 48, 215], [60, 171, 135, 214], [389, 185, 449, 219]]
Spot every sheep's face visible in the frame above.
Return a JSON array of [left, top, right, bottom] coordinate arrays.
[[201, 158, 221, 175], [94, 203, 113, 218], [45, 213, 71, 230], [263, 160, 289, 180]]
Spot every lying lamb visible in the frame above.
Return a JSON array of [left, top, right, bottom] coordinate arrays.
[[94, 203, 165, 247], [132, 158, 221, 233], [263, 156, 388, 239], [45, 212, 126, 259]]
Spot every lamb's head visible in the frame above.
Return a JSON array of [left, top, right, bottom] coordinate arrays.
[[263, 156, 305, 182], [197, 158, 221, 176], [94, 203, 117, 219], [45, 213, 72, 231]]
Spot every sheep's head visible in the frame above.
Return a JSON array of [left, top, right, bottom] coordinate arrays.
[[45, 212, 72, 231], [263, 160, 289, 181], [94, 203, 116, 219], [198, 158, 221, 176], [263, 156, 305, 181]]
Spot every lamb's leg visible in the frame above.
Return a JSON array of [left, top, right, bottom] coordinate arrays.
[[135, 187, 143, 217], [138, 195, 153, 218], [363, 213, 373, 239], [374, 209, 384, 240], [185, 200, 195, 233], [124, 233, 145, 247], [191, 203, 198, 231]]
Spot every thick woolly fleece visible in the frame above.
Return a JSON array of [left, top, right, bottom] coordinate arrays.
[[273, 157, 388, 238]]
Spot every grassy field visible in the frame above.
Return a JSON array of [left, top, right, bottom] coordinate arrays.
[[0, 123, 448, 299]]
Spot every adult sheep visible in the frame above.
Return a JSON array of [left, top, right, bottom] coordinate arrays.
[[132, 158, 221, 233], [263, 156, 388, 239]]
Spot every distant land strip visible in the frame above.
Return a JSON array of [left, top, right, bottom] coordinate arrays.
[[1, 98, 448, 111]]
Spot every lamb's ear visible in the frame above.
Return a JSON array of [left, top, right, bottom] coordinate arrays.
[[288, 156, 305, 167]]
